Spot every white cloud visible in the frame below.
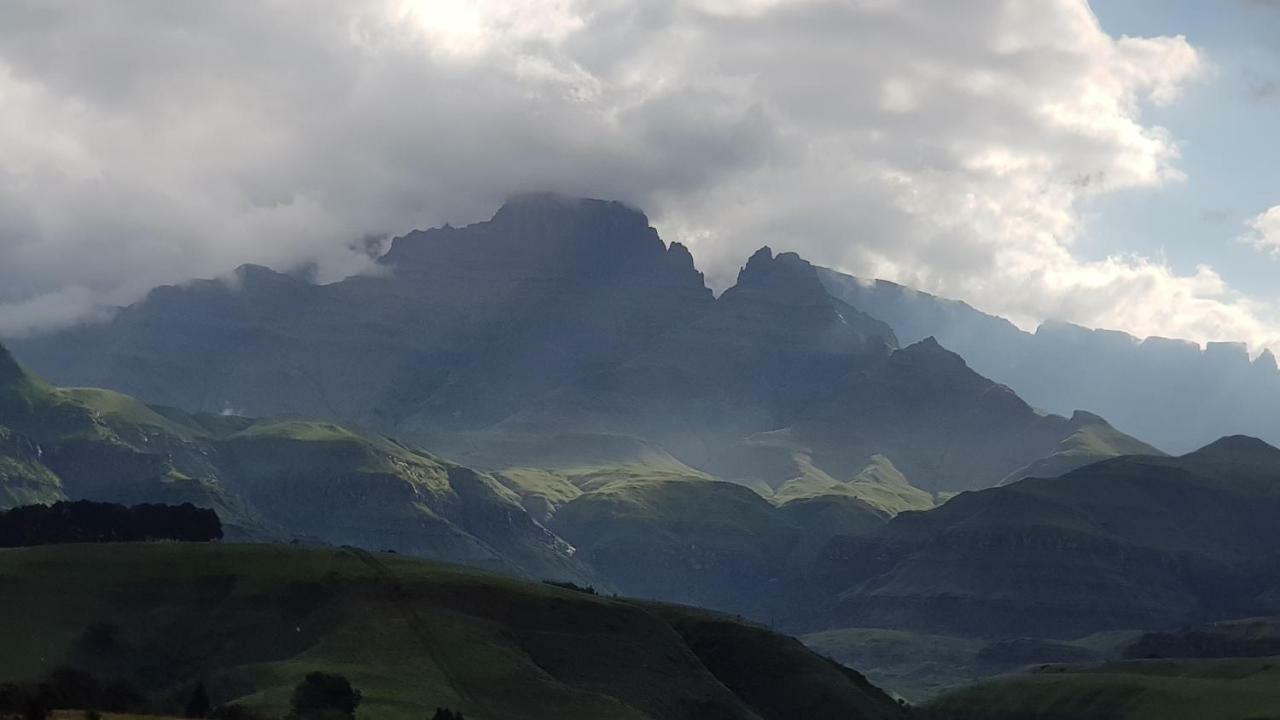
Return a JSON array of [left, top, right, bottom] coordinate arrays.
[[1244, 205, 1280, 257], [0, 0, 1276, 350]]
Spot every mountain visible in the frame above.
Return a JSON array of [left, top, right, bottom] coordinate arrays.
[[0, 343, 588, 582], [808, 435, 1280, 640], [708, 338, 1152, 494], [500, 246, 898, 465], [0, 542, 908, 720], [820, 267, 1280, 454], [10, 194, 712, 434], [6, 196, 1146, 496]]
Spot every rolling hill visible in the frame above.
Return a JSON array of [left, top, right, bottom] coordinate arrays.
[[0, 342, 587, 583], [808, 436, 1280, 640], [0, 542, 907, 720], [924, 656, 1280, 720]]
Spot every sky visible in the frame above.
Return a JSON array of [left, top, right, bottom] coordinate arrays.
[[0, 0, 1278, 352]]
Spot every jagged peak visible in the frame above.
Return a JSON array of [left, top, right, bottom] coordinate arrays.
[[740, 246, 775, 276], [666, 241, 696, 266], [1254, 349, 1278, 373], [734, 246, 820, 284]]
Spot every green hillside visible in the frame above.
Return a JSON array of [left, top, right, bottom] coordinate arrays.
[[0, 543, 906, 720], [813, 437, 1280, 640], [999, 414, 1167, 485], [0, 343, 588, 583], [770, 454, 936, 516], [925, 657, 1280, 720]]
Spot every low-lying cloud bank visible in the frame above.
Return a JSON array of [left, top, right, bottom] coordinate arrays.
[[1, 0, 1276, 350]]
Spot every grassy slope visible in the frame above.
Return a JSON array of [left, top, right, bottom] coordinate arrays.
[[804, 628, 986, 701], [770, 454, 936, 516], [927, 657, 1280, 720], [999, 418, 1166, 485], [820, 439, 1280, 640], [802, 626, 1133, 704], [0, 347, 589, 582], [0, 543, 905, 720]]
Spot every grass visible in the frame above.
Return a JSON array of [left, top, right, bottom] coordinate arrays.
[[803, 627, 986, 702], [0, 542, 905, 720], [927, 657, 1280, 720]]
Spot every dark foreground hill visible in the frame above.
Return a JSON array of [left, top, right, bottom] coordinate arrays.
[[0, 542, 907, 720]]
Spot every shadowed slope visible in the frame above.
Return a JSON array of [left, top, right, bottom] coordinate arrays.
[[0, 543, 908, 720]]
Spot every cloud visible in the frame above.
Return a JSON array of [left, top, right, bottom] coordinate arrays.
[[1, 0, 1276, 351], [1244, 205, 1280, 256]]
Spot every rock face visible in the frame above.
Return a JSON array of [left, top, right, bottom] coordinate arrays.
[[820, 266, 1280, 453]]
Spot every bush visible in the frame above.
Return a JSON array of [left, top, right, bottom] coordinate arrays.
[[287, 673, 362, 720]]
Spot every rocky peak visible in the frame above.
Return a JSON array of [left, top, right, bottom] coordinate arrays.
[[729, 246, 830, 306], [379, 194, 701, 290]]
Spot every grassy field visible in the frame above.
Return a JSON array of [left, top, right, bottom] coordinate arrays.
[[927, 657, 1280, 720], [0, 542, 905, 720]]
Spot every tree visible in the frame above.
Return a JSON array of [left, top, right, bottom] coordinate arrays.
[[287, 672, 362, 720], [185, 682, 212, 718]]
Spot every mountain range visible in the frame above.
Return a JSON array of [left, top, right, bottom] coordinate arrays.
[[5, 194, 1154, 496], [821, 270, 1280, 454]]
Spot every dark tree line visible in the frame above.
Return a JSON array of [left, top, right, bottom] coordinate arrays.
[[0, 667, 145, 719], [0, 500, 222, 547]]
